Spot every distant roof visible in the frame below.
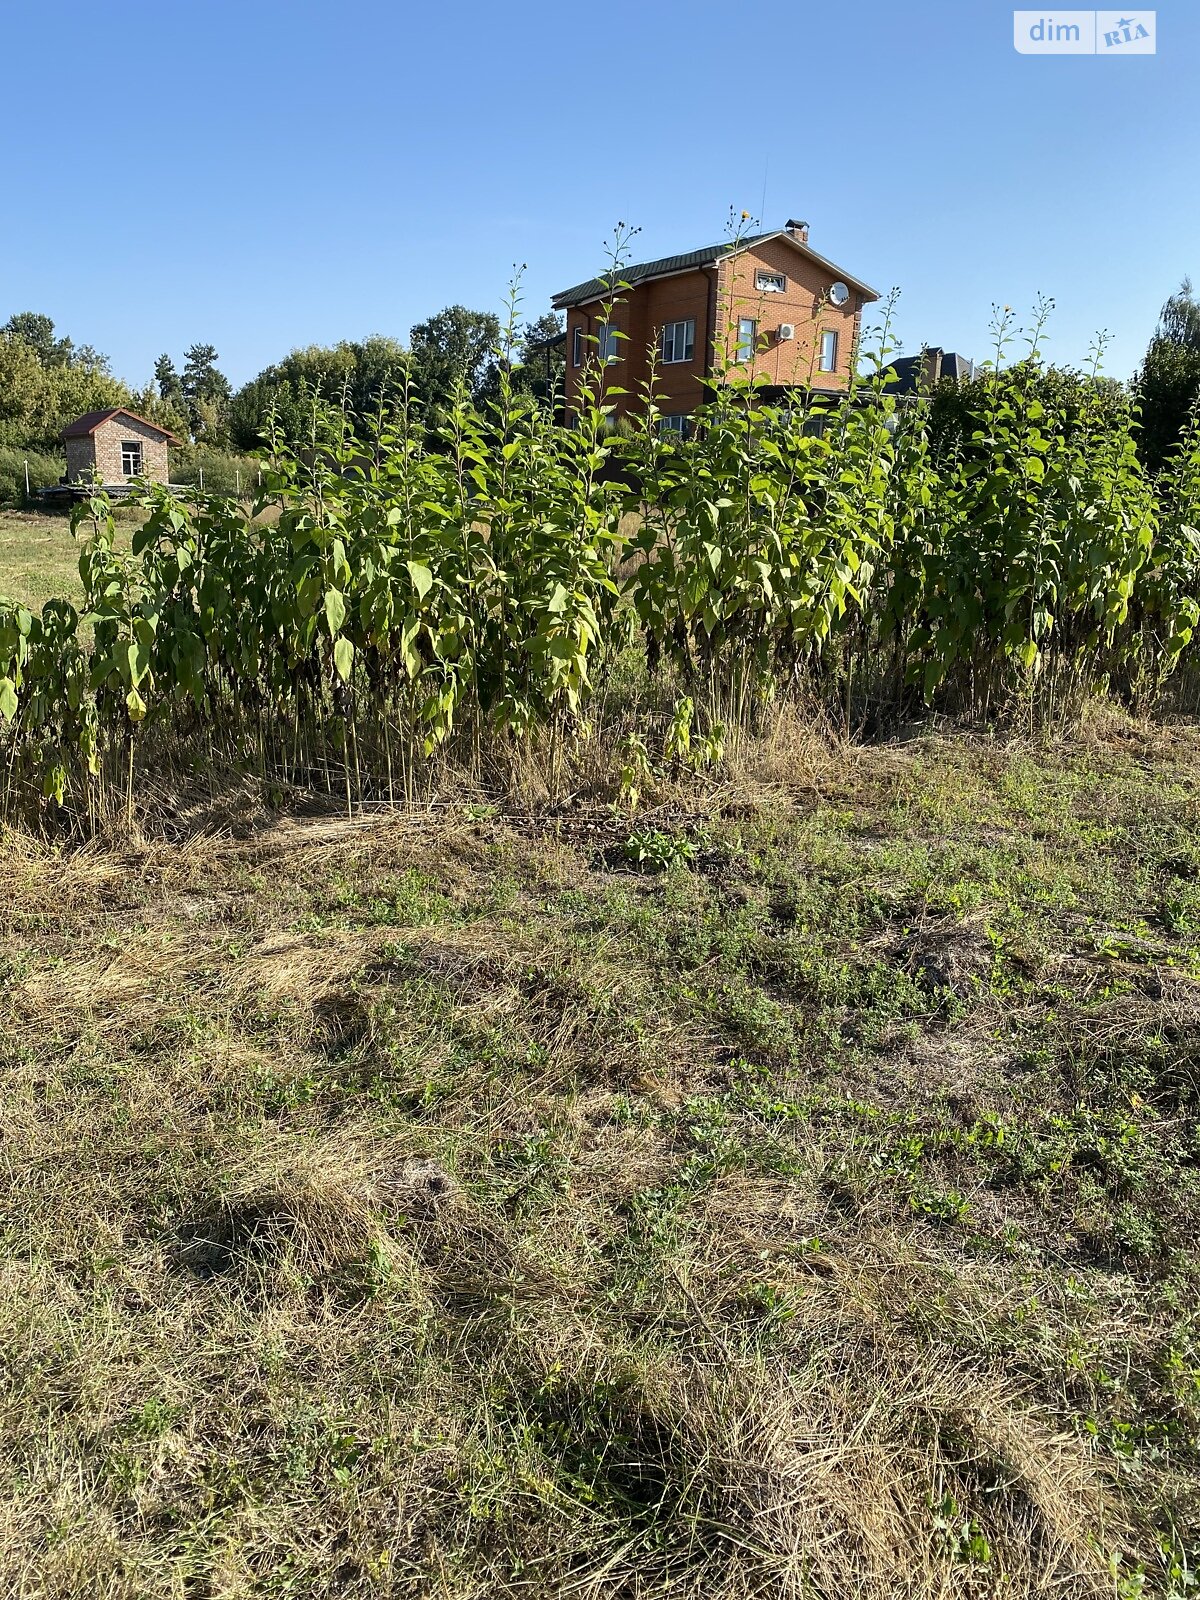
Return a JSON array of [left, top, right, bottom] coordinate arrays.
[[552, 229, 880, 310], [886, 349, 977, 393], [61, 407, 183, 445], [527, 330, 567, 352]]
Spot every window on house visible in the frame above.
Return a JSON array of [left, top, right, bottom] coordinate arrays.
[[659, 319, 695, 364], [598, 324, 621, 363], [755, 270, 787, 293], [121, 440, 142, 476], [819, 330, 839, 373], [659, 413, 690, 439], [735, 318, 757, 364], [572, 325, 583, 367]]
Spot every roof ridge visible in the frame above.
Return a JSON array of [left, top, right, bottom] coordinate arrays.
[[61, 406, 184, 444], [552, 229, 878, 309], [552, 233, 772, 309]]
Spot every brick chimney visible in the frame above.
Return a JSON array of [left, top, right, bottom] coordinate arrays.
[[786, 218, 809, 244], [919, 347, 945, 388]]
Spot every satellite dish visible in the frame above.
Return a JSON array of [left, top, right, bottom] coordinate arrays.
[[830, 281, 850, 307]]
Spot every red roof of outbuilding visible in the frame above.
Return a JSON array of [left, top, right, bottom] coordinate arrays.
[[61, 408, 183, 445]]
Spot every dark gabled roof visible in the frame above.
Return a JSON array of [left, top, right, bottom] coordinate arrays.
[[61, 407, 183, 445], [552, 228, 880, 310], [885, 349, 977, 394], [553, 233, 774, 310]]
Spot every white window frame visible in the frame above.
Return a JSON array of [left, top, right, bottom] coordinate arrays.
[[659, 413, 690, 438], [572, 325, 583, 367], [819, 329, 839, 373], [120, 439, 142, 476], [755, 270, 787, 293], [659, 318, 695, 365], [598, 324, 621, 364], [735, 318, 757, 364]]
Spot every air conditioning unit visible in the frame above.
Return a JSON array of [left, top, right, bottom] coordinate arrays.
[[778, 323, 795, 341]]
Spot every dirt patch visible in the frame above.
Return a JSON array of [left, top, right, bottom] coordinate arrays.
[[374, 1157, 460, 1221], [900, 915, 994, 998]]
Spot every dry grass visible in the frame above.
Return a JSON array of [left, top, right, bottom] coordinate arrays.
[[0, 507, 85, 610], [0, 506, 143, 612], [2, 724, 1199, 1596]]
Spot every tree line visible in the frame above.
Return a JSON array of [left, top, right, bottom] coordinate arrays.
[[2, 273, 1200, 498], [0, 302, 565, 499]]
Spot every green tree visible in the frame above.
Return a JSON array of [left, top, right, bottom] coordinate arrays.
[[1134, 280, 1200, 472], [154, 354, 186, 415], [228, 337, 410, 451], [131, 382, 188, 441], [2, 312, 74, 367], [181, 344, 232, 444], [0, 334, 48, 441], [514, 311, 565, 406], [228, 366, 310, 451], [0, 328, 129, 451], [72, 344, 111, 374], [408, 305, 500, 411], [928, 361, 1128, 464]]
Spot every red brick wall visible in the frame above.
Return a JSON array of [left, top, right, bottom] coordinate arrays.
[[64, 437, 97, 482], [563, 267, 717, 422], [66, 416, 171, 485], [638, 270, 716, 417], [717, 237, 864, 392]]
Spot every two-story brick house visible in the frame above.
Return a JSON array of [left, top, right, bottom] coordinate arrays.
[[552, 220, 879, 431]]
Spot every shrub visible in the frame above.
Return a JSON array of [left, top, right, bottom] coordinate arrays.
[[167, 446, 262, 497], [0, 447, 66, 506], [3, 291, 1200, 831]]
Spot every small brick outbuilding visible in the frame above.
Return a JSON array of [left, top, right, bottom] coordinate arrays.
[[61, 408, 181, 486]]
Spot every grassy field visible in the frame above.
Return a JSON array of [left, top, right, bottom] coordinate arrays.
[[0, 508, 89, 610], [3, 717, 1200, 1597]]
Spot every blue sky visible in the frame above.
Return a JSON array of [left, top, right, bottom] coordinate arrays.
[[3, 1, 1193, 389]]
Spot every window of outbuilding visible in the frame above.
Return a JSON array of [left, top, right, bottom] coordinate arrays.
[[121, 440, 143, 476]]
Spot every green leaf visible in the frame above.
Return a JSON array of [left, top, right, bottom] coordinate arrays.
[[333, 636, 355, 683], [399, 618, 422, 677], [406, 561, 433, 600], [324, 588, 347, 636], [545, 635, 581, 660], [0, 676, 17, 722], [126, 640, 151, 688]]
